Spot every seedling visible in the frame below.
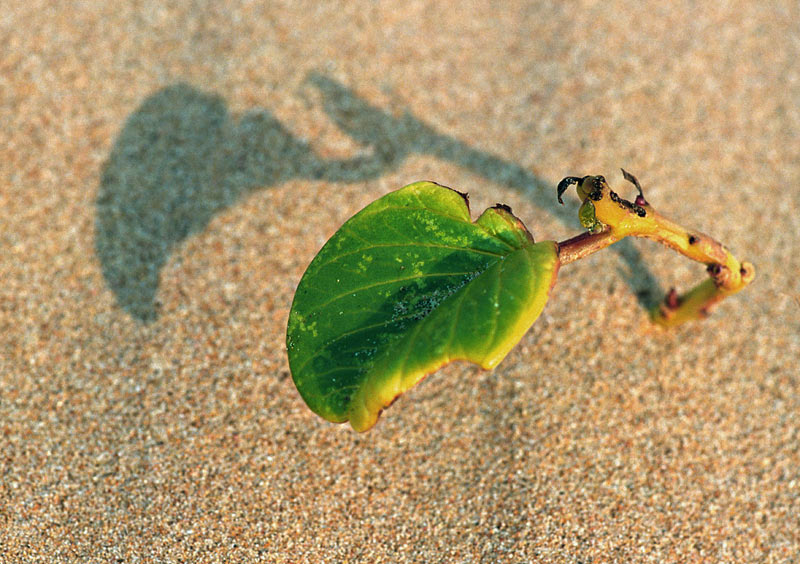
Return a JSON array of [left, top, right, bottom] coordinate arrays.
[[286, 171, 754, 431]]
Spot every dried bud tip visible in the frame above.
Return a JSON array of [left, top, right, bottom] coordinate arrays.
[[665, 287, 680, 310]]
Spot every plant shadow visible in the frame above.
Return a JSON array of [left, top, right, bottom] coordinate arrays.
[[95, 72, 661, 322]]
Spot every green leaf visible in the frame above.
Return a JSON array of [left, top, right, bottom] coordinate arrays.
[[286, 181, 560, 431]]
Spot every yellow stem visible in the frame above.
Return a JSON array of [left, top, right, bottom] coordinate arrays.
[[556, 174, 755, 327]]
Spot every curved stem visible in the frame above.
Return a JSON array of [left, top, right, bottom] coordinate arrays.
[[556, 174, 755, 327]]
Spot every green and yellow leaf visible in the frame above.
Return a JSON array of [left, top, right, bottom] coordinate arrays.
[[286, 181, 559, 431]]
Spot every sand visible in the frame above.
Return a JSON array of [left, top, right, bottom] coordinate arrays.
[[1, 1, 799, 561]]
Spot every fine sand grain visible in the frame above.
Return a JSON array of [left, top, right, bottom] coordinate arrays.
[[2, 1, 799, 562]]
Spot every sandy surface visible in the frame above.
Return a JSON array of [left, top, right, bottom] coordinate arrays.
[[2, 1, 799, 562]]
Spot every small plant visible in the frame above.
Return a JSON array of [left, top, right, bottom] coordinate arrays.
[[286, 171, 755, 431]]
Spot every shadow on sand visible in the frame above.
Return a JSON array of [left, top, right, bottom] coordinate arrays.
[[95, 72, 661, 321]]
